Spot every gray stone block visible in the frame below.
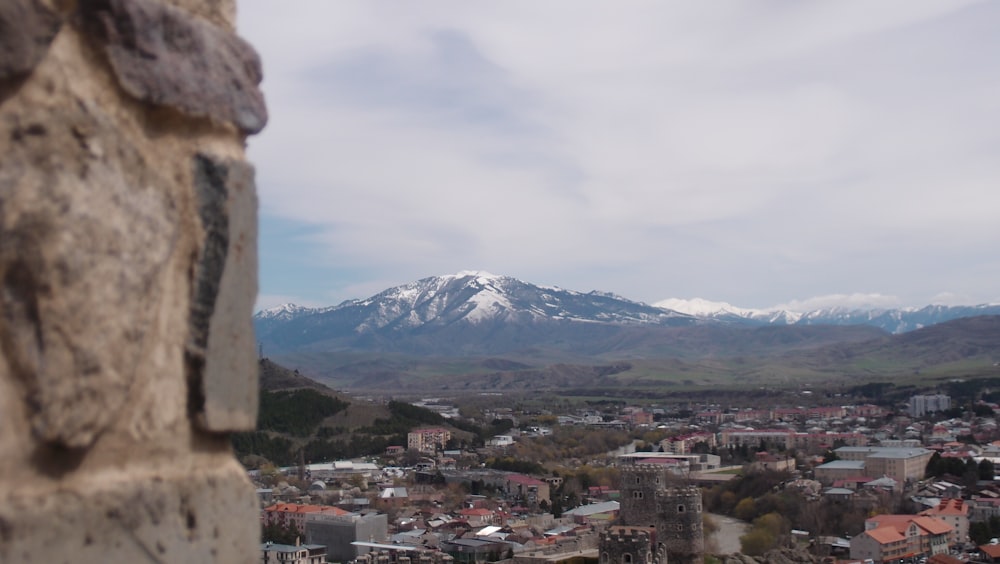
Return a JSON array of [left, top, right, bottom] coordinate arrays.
[[79, 0, 268, 133]]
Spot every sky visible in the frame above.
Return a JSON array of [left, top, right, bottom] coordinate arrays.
[[238, 1, 1000, 313]]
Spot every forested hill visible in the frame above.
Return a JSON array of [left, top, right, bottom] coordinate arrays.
[[259, 358, 339, 393], [236, 359, 490, 468]]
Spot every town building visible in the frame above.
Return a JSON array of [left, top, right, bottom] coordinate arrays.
[[920, 499, 969, 546], [834, 446, 934, 484], [661, 431, 716, 454], [850, 515, 951, 563], [264, 503, 351, 532], [408, 428, 452, 453], [504, 474, 550, 507], [910, 395, 952, 418], [261, 542, 328, 564], [305, 512, 389, 563]]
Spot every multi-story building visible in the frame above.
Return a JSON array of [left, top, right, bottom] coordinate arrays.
[[504, 474, 550, 507], [920, 499, 969, 546], [815, 460, 868, 485], [909, 394, 951, 418], [407, 427, 451, 453], [263, 503, 350, 532], [851, 515, 951, 563], [662, 432, 716, 454], [719, 429, 793, 450], [834, 446, 934, 484], [304, 512, 388, 563]]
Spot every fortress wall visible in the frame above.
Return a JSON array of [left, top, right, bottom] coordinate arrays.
[[0, 0, 265, 561]]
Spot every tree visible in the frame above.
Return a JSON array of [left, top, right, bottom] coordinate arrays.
[[734, 497, 757, 521], [740, 528, 776, 556], [262, 521, 300, 545], [964, 458, 981, 489], [980, 459, 996, 481]]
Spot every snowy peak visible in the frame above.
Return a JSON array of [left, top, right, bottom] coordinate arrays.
[[256, 303, 323, 321], [655, 298, 755, 317], [653, 298, 1000, 334], [253, 272, 698, 349]]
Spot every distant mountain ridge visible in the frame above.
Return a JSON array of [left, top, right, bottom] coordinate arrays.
[[258, 272, 1000, 341], [655, 297, 1000, 333], [253, 273, 1000, 391], [255, 271, 700, 355]]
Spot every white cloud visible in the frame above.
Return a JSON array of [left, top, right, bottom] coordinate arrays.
[[239, 0, 1000, 308]]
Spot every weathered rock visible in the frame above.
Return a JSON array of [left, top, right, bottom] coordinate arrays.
[[78, 0, 268, 133], [0, 0, 62, 81], [0, 459, 259, 563], [189, 154, 259, 432], [0, 103, 178, 449], [0, 0, 264, 560]]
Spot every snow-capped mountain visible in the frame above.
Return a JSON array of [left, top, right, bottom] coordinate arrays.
[[255, 273, 1000, 356], [256, 302, 332, 321], [254, 271, 697, 355], [655, 298, 1000, 334]]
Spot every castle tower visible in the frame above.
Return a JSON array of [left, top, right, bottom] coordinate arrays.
[[655, 486, 704, 564], [619, 464, 670, 528], [599, 527, 662, 564], [607, 463, 704, 564]]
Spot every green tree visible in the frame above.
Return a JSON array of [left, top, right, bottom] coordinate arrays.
[[740, 528, 776, 556], [262, 521, 301, 545], [734, 497, 756, 522]]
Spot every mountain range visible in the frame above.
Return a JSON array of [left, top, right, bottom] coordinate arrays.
[[254, 272, 1000, 392], [256, 271, 1000, 345]]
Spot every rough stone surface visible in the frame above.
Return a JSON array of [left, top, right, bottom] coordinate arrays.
[[0, 459, 259, 563], [0, 0, 263, 560], [79, 0, 268, 133], [190, 154, 259, 432], [0, 0, 62, 81], [0, 97, 178, 449]]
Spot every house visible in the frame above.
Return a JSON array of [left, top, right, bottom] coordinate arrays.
[[504, 474, 550, 507], [379, 487, 409, 506], [488, 435, 515, 447], [458, 508, 499, 528], [980, 543, 1000, 563], [749, 452, 795, 473]]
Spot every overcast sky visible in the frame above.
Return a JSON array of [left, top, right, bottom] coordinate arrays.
[[238, 1, 1000, 313]]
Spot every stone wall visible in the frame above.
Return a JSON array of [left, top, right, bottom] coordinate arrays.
[[0, 0, 265, 561]]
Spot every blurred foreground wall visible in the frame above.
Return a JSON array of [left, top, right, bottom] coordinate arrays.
[[0, 0, 265, 561]]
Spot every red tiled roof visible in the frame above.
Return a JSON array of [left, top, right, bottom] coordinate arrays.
[[921, 498, 968, 517], [866, 527, 906, 544], [264, 503, 348, 516], [912, 516, 952, 536]]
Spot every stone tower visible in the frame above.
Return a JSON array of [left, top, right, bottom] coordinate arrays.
[[603, 463, 704, 564], [654, 485, 704, 564]]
